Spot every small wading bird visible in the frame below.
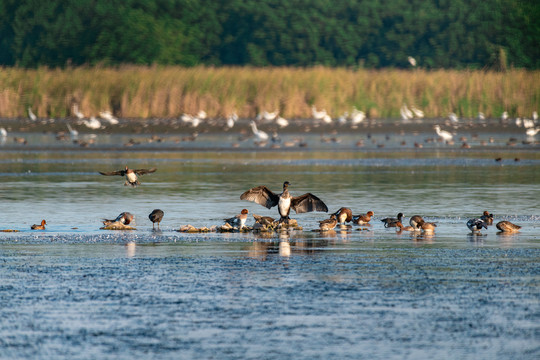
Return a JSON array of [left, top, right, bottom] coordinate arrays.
[[434, 125, 453, 142], [224, 209, 249, 229], [249, 120, 269, 141], [240, 181, 328, 223], [99, 166, 157, 187], [31, 220, 46, 230], [496, 221, 521, 233], [148, 209, 164, 230]]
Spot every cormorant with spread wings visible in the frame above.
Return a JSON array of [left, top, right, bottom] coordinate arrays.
[[240, 181, 328, 223]]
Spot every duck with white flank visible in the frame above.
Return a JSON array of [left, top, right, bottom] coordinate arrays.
[[467, 218, 488, 233], [381, 213, 404, 228], [99, 166, 157, 187], [148, 209, 164, 230], [352, 211, 374, 225], [240, 181, 328, 224], [224, 209, 249, 229], [480, 211, 494, 225], [496, 221, 521, 233], [332, 207, 353, 224]]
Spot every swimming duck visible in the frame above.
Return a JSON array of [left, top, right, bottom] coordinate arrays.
[[240, 181, 328, 223], [496, 221, 521, 233], [417, 220, 437, 234], [148, 209, 164, 230], [103, 212, 134, 226], [31, 220, 46, 230], [467, 218, 488, 233], [332, 207, 353, 224], [224, 209, 249, 229], [381, 213, 404, 228], [99, 166, 157, 187], [252, 214, 276, 227], [319, 214, 338, 231], [409, 215, 424, 229], [395, 221, 417, 232], [352, 211, 374, 225], [480, 211, 494, 225]]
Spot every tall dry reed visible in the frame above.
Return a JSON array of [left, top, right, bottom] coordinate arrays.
[[0, 65, 538, 119]]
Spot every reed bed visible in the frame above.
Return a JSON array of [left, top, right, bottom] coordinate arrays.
[[0, 65, 538, 120]]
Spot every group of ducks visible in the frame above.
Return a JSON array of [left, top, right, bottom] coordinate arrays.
[[29, 175, 522, 235]]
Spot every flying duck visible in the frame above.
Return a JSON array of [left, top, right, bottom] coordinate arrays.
[[319, 214, 338, 231], [467, 218, 488, 233], [240, 181, 328, 223], [103, 212, 134, 226], [99, 166, 157, 187], [352, 211, 374, 225], [332, 207, 353, 224], [381, 213, 404, 228], [480, 211, 494, 225], [31, 220, 46, 230], [224, 209, 249, 229], [496, 221, 521, 233], [148, 209, 164, 230]]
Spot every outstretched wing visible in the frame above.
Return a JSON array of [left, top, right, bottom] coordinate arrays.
[[240, 186, 279, 209], [134, 168, 157, 175], [291, 193, 328, 214], [99, 169, 126, 176]]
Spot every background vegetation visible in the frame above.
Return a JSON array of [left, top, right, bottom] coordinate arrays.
[[1, 66, 538, 119], [0, 0, 538, 69]]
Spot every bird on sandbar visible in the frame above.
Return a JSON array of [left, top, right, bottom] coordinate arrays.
[[99, 166, 157, 187], [319, 214, 338, 231], [467, 218, 488, 233], [381, 213, 404, 228], [332, 207, 353, 224], [496, 221, 521, 233], [224, 209, 249, 229], [240, 181, 328, 223], [252, 214, 276, 227], [103, 212, 134, 226], [148, 209, 164, 230], [31, 220, 46, 230]]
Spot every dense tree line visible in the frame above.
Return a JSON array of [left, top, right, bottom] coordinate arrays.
[[0, 0, 538, 69]]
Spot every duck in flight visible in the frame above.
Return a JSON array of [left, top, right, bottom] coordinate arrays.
[[99, 166, 157, 187], [240, 181, 328, 223]]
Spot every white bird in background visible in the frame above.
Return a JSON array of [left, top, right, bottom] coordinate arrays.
[[408, 56, 417, 67], [311, 106, 328, 120], [275, 116, 289, 128], [83, 116, 102, 130], [523, 118, 535, 129], [501, 111, 509, 122], [478, 112, 485, 121], [515, 118, 523, 127], [0, 127, 7, 137], [257, 110, 278, 122], [434, 125, 453, 141], [72, 104, 85, 120], [226, 113, 238, 128], [67, 124, 78, 139], [99, 111, 119, 125], [400, 104, 413, 121], [525, 127, 540, 137], [350, 108, 366, 125], [197, 110, 207, 120], [448, 112, 459, 124], [533, 111, 538, 122], [28, 107, 37, 121], [411, 106, 424, 119], [250, 120, 269, 141]]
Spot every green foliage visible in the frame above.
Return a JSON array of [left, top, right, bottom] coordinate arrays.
[[0, 0, 538, 68]]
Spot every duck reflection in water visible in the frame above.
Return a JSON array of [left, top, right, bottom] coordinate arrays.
[[125, 241, 136, 258]]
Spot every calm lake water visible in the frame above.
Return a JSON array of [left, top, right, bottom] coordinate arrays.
[[1, 119, 539, 359]]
